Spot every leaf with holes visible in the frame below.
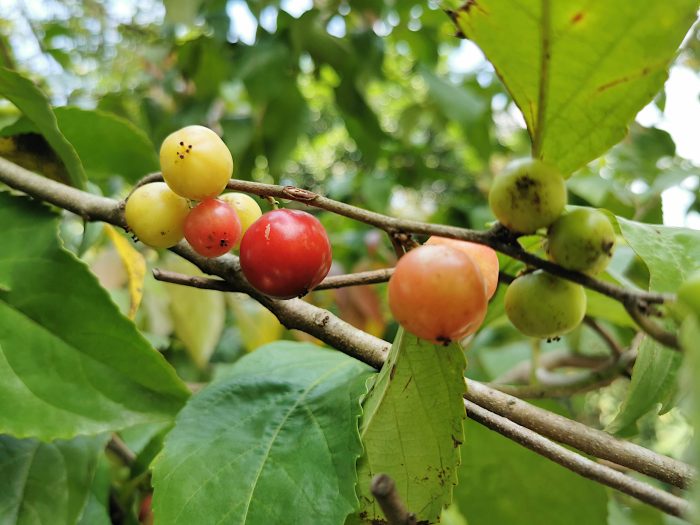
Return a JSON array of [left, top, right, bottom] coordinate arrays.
[[151, 342, 373, 525], [0, 433, 109, 525], [352, 328, 467, 523], [0, 193, 190, 440], [450, 0, 697, 174]]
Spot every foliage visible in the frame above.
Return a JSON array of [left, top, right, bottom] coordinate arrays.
[[0, 1, 698, 524]]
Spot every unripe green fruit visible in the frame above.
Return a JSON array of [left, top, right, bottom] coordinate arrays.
[[678, 270, 700, 318], [546, 208, 616, 275], [489, 159, 567, 233], [505, 271, 587, 338]]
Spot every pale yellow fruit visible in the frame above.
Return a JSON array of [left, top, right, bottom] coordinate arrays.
[[125, 182, 190, 248], [219, 192, 263, 249], [159, 125, 233, 200]]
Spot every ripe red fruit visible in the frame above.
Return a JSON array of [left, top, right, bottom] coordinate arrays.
[[388, 244, 488, 344], [184, 198, 242, 258], [240, 209, 332, 299]]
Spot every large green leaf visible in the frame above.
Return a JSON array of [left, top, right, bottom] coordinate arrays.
[[0, 433, 108, 525], [2, 107, 159, 183], [354, 328, 466, 523], [608, 219, 700, 433], [151, 342, 373, 525], [0, 67, 85, 188], [0, 194, 189, 440], [451, 0, 697, 174], [454, 412, 608, 525]]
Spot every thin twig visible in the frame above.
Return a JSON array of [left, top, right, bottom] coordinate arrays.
[[465, 379, 695, 489], [370, 474, 417, 525], [584, 317, 625, 356], [493, 350, 611, 385], [464, 400, 690, 518], [313, 268, 395, 290], [624, 301, 680, 349], [153, 268, 231, 291], [152, 267, 395, 292], [492, 349, 637, 399], [107, 435, 136, 466]]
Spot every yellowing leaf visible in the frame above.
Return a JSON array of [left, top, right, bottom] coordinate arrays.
[[162, 255, 225, 369], [227, 293, 284, 352], [104, 224, 146, 319]]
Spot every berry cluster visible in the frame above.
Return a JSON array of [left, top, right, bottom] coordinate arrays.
[[490, 159, 617, 339], [125, 125, 332, 299]]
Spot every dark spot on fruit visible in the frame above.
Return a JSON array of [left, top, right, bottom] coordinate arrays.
[[160, 231, 165, 235], [188, 144, 193, 148], [515, 175, 536, 193], [601, 240, 614, 255], [571, 11, 584, 23], [179, 154, 184, 159], [179, 141, 184, 146], [436, 335, 451, 346], [219, 239, 229, 247]]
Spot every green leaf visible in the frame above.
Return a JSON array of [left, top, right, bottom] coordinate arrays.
[[607, 337, 681, 435], [680, 316, 700, 525], [454, 407, 608, 525], [451, 0, 697, 174], [0, 433, 109, 525], [616, 218, 700, 294], [354, 328, 466, 523], [151, 342, 373, 525], [162, 255, 226, 369], [0, 194, 189, 440], [76, 456, 111, 525], [608, 219, 700, 433], [2, 107, 159, 183], [0, 67, 86, 188]]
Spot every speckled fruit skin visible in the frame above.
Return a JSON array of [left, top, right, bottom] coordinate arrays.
[[219, 192, 262, 249], [388, 244, 488, 344], [125, 182, 189, 249], [678, 270, 700, 318], [546, 208, 616, 275], [240, 209, 332, 299], [426, 236, 500, 299], [505, 270, 587, 339], [489, 159, 567, 233], [159, 125, 233, 200], [184, 198, 242, 258]]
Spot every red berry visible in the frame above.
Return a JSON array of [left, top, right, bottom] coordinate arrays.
[[184, 198, 242, 258], [240, 209, 332, 299]]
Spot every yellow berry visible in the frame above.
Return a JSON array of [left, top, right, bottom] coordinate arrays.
[[125, 182, 190, 248], [219, 193, 262, 249], [159, 125, 233, 200]]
